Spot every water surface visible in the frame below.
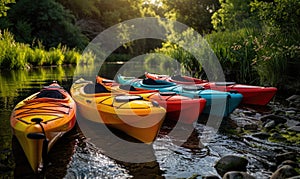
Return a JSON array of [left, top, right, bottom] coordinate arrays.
[[0, 64, 299, 179]]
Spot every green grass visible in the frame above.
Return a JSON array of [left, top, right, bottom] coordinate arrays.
[[0, 30, 94, 69]]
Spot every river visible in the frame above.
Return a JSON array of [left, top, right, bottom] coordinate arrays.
[[0, 64, 299, 178]]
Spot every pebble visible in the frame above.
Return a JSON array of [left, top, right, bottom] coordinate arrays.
[[264, 120, 276, 129], [260, 114, 288, 124], [286, 95, 300, 102], [286, 110, 296, 116], [203, 175, 221, 179], [271, 133, 287, 141], [214, 155, 248, 177], [222, 171, 255, 179], [278, 160, 299, 169], [252, 132, 271, 139], [243, 123, 258, 131], [287, 126, 300, 132], [270, 165, 298, 179], [275, 152, 298, 164]]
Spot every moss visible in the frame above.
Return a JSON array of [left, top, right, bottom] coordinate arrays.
[[281, 133, 300, 145], [295, 168, 300, 175]]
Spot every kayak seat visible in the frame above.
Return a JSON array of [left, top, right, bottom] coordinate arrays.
[[171, 75, 190, 82], [115, 95, 143, 102], [84, 83, 110, 94], [37, 90, 64, 99], [143, 78, 168, 85], [119, 84, 137, 91], [215, 82, 236, 86]]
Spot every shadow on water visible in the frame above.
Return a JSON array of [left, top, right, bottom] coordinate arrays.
[[66, 113, 164, 178]]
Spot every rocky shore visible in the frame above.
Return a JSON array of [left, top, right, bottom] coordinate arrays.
[[209, 95, 300, 179]]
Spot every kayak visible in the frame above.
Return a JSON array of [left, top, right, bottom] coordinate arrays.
[[145, 72, 208, 84], [145, 72, 277, 105], [10, 81, 76, 173], [70, 78, 166, 143], [96, 76, 207, 124], [116, 74, 243, 117]]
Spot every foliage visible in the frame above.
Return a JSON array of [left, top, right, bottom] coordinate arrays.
[[0, 0, 88, 50], [0, 30, 91, 69], [211, 0, 259, 31], [206, 28, 259, 83], [161, 0, 219, 33], [251, 0, 300, 35], [249, 0, 300, 87], [0, 0, 15, 17], [57, 0, 101, 18]]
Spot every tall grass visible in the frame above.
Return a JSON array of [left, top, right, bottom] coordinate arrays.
[[153, 26, 300, 91], [205, 28, 259, 84], [252, 31, 300, 87], [0, 30, 93, 69]]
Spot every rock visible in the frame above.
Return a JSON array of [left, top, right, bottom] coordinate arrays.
[[274, 109, 286, 115], [286, 120, 300, 128], [275, 152, 298, 164], [264, 120, 276, 129], [202, 176, 220, 179], [270, 165, 298, 179], [287, 107, 300, 112], [230, 117, 248, 128], [287, 126, 300, 132], [271, 133, 287, 141], [222, 171, 255, 179], [252, 132, 271, 139], [260, 114, 288, 124], [287, 95, 300, 108], [286, 110, 296, 116], [244, 124, 258, 131], [214, 155, 248, 177], [278, 160, 299, 169], [286, 95, 300, 103]]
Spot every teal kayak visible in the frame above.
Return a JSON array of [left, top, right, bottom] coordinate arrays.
[[117, 74, 243, 117]]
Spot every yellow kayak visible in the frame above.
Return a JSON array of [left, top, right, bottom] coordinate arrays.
[[70, 78, 166, 143], [10, 82, 76, 173]]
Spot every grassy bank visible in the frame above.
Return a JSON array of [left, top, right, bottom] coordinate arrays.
[[206, 28, 300, 93], [0, 30, 94, 69]]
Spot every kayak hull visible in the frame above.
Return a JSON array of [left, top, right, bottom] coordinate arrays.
[[10, 83, 76, 173], [145, 72, 277, 106], [71, 79, 166, 143], [117, 74, 243, 117], [97, 76, 207, 124]]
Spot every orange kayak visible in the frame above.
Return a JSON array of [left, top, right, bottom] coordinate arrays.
[[97, 76, 206, 124], [10, 81, 76, 173]]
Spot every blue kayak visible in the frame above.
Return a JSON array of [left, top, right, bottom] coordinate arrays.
[[117, 74, 243, 117]]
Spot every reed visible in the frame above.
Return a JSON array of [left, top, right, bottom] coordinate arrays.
[[205, 28, 259, 84], [0, 30, 88, 69]]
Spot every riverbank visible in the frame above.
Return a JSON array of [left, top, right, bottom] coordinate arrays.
[[209, 94, 300, 178]]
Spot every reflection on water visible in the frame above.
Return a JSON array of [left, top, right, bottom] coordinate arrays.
[[1, 64, 299, 179]]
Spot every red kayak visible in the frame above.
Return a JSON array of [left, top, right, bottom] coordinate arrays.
[[96, 76, 207, 124], [145, 72, 277, 106]]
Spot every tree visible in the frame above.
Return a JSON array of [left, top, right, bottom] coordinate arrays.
[[161, 0, 220, 33], [251, 0, 300, 35], [0, 0, 88, 49], [211, 0, 259, 31]]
